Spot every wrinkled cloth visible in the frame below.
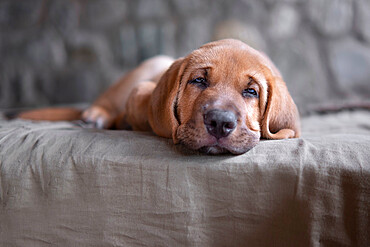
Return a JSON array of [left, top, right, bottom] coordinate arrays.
[[0, 111, 369, 246]]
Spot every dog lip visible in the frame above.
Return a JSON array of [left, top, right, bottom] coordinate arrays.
[[203, 135, 218, 146], [198, 145, 228, 154], [199, 137, 256, 155], [199, 138, 232, 154]]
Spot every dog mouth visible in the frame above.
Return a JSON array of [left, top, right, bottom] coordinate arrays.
[[198, 145, 230, 154], [195, 136, 256, 155], [176, 124, 259, 155], [178, 136, 239, 154], [197, 142, 255, 155]]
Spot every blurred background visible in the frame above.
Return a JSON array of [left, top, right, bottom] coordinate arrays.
[[1, 0, 369, 115]]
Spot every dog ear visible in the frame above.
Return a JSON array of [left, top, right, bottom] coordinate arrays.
[[261, 76, 301, 139], [148, 58, 186, 142]]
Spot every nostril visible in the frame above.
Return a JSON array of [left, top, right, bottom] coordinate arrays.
[[222, 123, 235, 137], [224, 122, 236, 130]]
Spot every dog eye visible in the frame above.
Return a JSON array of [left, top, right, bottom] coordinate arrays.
[[188, 77, 208, 89], [242, 88, 258, 98]]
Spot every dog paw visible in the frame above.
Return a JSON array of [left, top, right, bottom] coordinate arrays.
[[82, 106, 114, 129]]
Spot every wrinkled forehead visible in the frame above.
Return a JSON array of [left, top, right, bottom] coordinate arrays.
[[185, 43, 271, 84]]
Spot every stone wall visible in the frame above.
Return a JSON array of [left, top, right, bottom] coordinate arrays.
[[1, 0, 370, 115]]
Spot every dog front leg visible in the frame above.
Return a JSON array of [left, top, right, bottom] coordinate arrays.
[[116, 81, 156, 131], [82, 56, 173, 129]]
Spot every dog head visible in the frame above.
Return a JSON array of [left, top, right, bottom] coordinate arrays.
[[149, 39, 300, 154]]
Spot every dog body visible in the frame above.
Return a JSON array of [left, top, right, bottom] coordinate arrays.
[[20, 39, 300, 154]]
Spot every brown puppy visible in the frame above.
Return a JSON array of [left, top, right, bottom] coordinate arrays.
[[20, 39, 300, 154]]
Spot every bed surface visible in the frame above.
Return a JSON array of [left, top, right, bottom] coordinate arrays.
[[0, 110, 369, 246]]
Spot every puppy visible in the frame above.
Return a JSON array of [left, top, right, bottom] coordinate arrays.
[[19, 39, 300, 154]]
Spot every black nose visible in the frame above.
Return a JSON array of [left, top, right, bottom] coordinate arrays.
[[204, 110, 237, 139]]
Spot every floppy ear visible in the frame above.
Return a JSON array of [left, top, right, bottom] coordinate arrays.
[[148, 58, 186, 142], [261, 76, 300, 139]]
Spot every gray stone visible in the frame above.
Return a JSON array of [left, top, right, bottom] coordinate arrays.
[[0, 65, 17, 107], [51, 68, 103, 104], [267, 4, 300, 40], [63, 31, 119, 96], [229, 0, 267, 25], [0, 62, 50, 108], [159, 21, 177, 57], [213, 20, 267, 52], [178, 16, 212, 56], [356, 0, 370, 42], [0, 0, 42, 29], [47, 1, 79, 33], [136, 0, 168, 20], [119, 24, 139, 66], [19, 68, 39, 106], [81, 0, 127, 29], [66, 31, 114, 68], [206, 0, 228, 21], [328, 38, 370, 98], [268, 28, 330, 114], [264, 0, 305, 4], [2, 0, 370, 110], [137, 22, 160, 60], [171, 0, 209, 15], [307, 0, 353, 37], [26, 31, 67, 70]]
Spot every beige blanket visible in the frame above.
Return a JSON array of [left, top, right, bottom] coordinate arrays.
[[0, 110, 369, 246]]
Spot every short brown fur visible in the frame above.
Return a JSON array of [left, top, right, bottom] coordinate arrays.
[[19, 39, 300, 154]]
